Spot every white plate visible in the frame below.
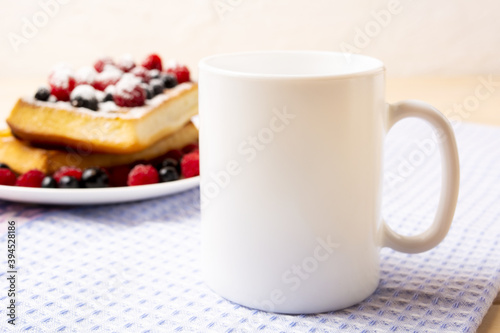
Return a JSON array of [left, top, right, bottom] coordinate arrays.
[[0, 176, 199, 205]]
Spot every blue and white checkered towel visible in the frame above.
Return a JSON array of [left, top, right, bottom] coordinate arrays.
[[1, 119, 500, 332]]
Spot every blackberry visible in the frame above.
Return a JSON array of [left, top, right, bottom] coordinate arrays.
[[103, 92, 114, 102], [81, 168, 109, 188], [141, 83, 153, 99], [159, 166, 180, 183], [161, 73, 178, 89], [34, 87, 51, 101], [157, 158, 180, 173], [150, 79, 164, 96], [70, 85, 98, 111], [41, 176, 57, 188], [58, 176, 80, 188], [71, 96, 98, 111]]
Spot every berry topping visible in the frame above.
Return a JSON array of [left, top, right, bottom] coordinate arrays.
[[53, 166, 83, 183], [75, 66, 97, 86], [34, 87, 51, 101], [81, 167, 109, 188], [182, 143, 199, 154], [161, 73, 178, 88], [71, 96, 98, 111], [104, 85, 116, 94], [141, 54, 162, 71], [59, 176, 80, 188], [93, 66, 122, 91], [149, 69, 161, 79], [159, 166, 180, 183], [108, 165, 131, 187], [164, 149, 183, 161], [0, 168, 17, 186], [0, 163, 11, 170], [181, 150, 200, 178], [166, 65, 190, 84], [127, 164, 159, 186], [41, 176, 57, 188], [16, 169, 45, 187], [94, 90, 105, 102], [102, 92, 114, 102], [131, 66, 151, 83], [116, 54, 136, 72], [48, 70, 76, 101], [93, 56, 114, 73], [70, 85, 98, 111], [157, 157, 180, 173], [114, 74, 146, 107], [140, 83, 154, 100], [149, 79, 164, 96]]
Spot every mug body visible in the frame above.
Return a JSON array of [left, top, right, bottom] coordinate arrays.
[[199, 51, 386, 314]]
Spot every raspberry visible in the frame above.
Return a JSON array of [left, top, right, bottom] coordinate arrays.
[[53, 166, 83, 182], [93, 66, 122, 91], [113, 74, 146, 107], [48, 71, 76, 101], [166, 65, 190, 84], [116, 54, 136, 72], [0, 169, 17, 186], [108, 165, 131, 187], [181, 143, 199, 154], [130, 66, 151, 83], [16, 169, 45, 187], [94, 56, 114, 73], [181, 150, 199, 178], [141, 54, 162, 71], [127, 164, 159, 186]]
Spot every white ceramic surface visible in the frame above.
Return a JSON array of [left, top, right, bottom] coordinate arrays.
[[198, 51, 460, 314], [0, 176, 199, 205]]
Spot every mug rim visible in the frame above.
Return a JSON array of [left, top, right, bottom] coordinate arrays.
[[198, 50, 385, 80]]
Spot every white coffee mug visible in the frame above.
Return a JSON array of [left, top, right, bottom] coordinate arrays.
[[198, 51, 460, 314]]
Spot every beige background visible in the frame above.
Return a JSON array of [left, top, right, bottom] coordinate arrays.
[[0, 0, 499, 79]]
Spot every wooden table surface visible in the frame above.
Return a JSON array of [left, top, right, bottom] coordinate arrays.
[[0, 76, 499, 332]]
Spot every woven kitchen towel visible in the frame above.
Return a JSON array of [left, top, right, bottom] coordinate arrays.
[[1, 119, 500, 333]]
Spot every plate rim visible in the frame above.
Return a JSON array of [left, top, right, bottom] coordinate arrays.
[[0, 176, 200, 205]]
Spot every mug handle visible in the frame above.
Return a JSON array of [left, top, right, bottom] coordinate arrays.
[[382, 100, 460, 253]]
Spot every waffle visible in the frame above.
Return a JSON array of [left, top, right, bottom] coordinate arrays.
[[7, 82, 198, 154], [0, 122, 198, 175]]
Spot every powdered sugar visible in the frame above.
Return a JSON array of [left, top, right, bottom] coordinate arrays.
[[98, 101, 120, 112], [94, 66, 123, 91], [75, 66, 97, 85], [98, 66, 123, 81], [117, 54, 135, 72], [70, 84, 96, 100], [49, 70, 74, 89], [149, 69, 160, 78], [95, 90, 105, 102], [115, 74, 142, 98], [104, 85, 115, 94], [114, 73, 145, 107]]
